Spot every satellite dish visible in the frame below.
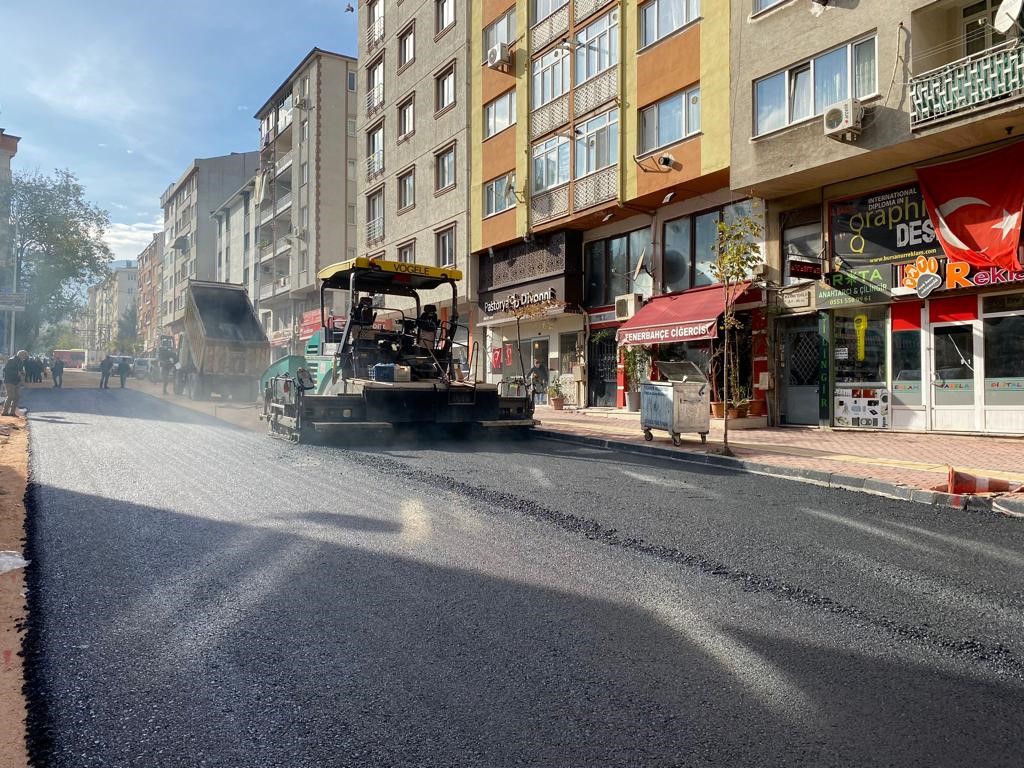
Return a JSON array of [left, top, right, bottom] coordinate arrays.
[[994, 0, 1022, 34], [632, 247, 647, 282]]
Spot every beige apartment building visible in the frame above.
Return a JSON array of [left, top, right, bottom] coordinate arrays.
[[159, 152, 260, 335], [213, 175, 257, 292], [254, 48, 359, 356], [86, 260, 138, 356], [732, 0, 1024, 435], [135, 231, 165, 353], [355, 0, 473, 357]]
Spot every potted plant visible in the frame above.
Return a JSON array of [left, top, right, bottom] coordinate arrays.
[[622, 345, 651, 412], [748, 395, 766, 417], [548, 378, 566, 410], [730, 385, 750, 419]]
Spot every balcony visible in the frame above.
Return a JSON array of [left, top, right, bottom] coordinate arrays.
[[366, 17, 384, 50], [259, 281, 275, 301], [366, 150, 384, 181], [366, 84, 384, 115], [275, 233, 293, 255], [574, 68, 617, 119], [530, 3, 569, 52], [530, 94, 570, 140], [529, 184, 570, 227], [910, 41, 1024, 128], [274, 150, 294, 177], [276, 191, 292, 215], [572, 166, 618, 211], [574, 0, 613, 24], [366, 217, 384, 244]]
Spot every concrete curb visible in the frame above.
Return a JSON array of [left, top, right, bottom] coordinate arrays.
[[534, 429, 1018, 517]]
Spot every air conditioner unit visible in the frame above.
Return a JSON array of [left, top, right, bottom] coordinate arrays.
[[293, 98, 310, 110], [278, 277, 288, 287], [485, 43, 511, 69], [752, 261, 769, 279], [823, 98, 864, 140], [614, 293, 642, 322]]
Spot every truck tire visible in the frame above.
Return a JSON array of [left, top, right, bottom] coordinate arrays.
[[173, 374, 184, 396]]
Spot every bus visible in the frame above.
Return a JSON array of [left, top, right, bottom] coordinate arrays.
[[52, 349, 87, 368]]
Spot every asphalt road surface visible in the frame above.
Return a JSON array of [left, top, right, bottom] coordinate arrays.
[[21, 387, 1024, 767]]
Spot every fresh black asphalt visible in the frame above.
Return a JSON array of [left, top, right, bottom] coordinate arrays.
[[20, 386, 1024, 767]]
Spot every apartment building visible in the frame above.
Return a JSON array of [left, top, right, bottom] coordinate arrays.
[[135, 231, 165, 353], [1, 128, 21, 354], [732, 0, 1024, 435], [354, 0, 474, 357], [86, 260, 138, 355], [159, 152, 260, 335], [471, 0, 743, 408], [213, 175, 256, 292], [255, 48, 359, 356]]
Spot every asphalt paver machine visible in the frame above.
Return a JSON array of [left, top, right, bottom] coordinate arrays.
[[262, 257, 536, 442]]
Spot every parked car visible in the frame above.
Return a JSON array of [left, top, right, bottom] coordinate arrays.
[[109, 355, 134, 376], [132, 357, 157, 379]]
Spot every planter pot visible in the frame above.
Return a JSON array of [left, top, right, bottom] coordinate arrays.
[[726, 407, 741, 420], [747, 399, 766, 417], [550, 397, 565, 411], [736, 404, 749, 419], [710, 401, 725, 418], [626, 391, 641, 412]]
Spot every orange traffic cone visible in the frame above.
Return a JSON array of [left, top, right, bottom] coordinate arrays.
[[935, 466, 1018, 495]]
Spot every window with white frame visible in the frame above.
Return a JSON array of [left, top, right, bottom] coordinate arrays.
[[347, 159, 356, 180], [484, 90, 517, 139], [398, 169, 415, 210], [436, 226, 456, 267], [435, 145, 456, 191], [301, 162, 309, 185], [398, 25, 415, 67], [436, 0, 454, 33], [398, 97, 415, 139], [436, 64, 456, 112], [347, 203, 356, 225], [534, 0, 568, 24], [367, 0, 384, 42], [398, 241, 415, 263], [754, 36, 877, 136], [575, 108, 619, 177], [367, 189, 384, 240], [367, 124, 384, 177], [753, 0, 785, 12], [303, 119, 311, 141], [345, 118, 355, 136], [348, 71, 357, 91], [367, 59, 384, 109], [531, 49, 570, 109], [531, 136, 570, 192], [575, 10, 619, 84], [640, 0, 699, 48], [484, 8, 516, 51], [484, 172, 517, 216], [639, 87, 700, 153]]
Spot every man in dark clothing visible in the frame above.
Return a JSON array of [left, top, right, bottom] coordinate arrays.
[[2, 351, 28, 416], [528, 359, 549, 405], [117, 357, 130, 388], [160, 352, 176, 395], [99, 355, 113, 389], [51, 359, 65, 389]]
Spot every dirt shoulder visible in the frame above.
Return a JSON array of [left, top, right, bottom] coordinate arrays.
[[0, 414, 29, 768]]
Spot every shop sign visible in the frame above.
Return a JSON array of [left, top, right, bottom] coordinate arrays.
[[484, 287, 558, 314], [587, 309, 616, 325], [788, 261, 822, 280], [780, 290, 812, 309], [816, 267, 893, 307], [899, 256, 1024, 298], [298, 309, 322, 340], [617, 320, 717, 346], [829, 184, 942, 269]]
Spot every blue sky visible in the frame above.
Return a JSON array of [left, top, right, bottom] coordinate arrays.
[[0, 0, 358, 260]]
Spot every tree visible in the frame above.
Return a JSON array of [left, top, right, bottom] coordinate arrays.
[[710, 207, 763, 456], [116, 304, 139, 354], [9, 169, 113, 349]]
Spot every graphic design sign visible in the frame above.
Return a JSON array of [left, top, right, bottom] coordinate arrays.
[[830, 184, 942, 269]]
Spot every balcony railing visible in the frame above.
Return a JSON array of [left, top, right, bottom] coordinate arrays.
[[530, 94, 570, 140], [366, 17, 384, 49], [259, 282, 274, 300], [529, 184, 570, 227], [910, 42, 1024, 128], [366, 84, 384, 115], [573, 166, 618, 211], [530, 3, 569, 52], [366, 150, 384, 180], [366, 217, 384, 244], [274, 150, 294, 177], [276, 191, 292, 214]]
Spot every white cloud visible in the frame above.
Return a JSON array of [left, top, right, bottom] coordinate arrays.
[[237, 105, 249, 111], [104, 219, 162, 262]]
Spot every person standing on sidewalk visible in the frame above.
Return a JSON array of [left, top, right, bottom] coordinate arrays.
[[51, 359, 65, 389], [99, 355, 113, 389], [2, 350, 29, 417], [117, 357, 130, 388]]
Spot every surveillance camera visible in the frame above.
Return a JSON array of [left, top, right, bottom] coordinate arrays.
[[658, 154, 675, 168]]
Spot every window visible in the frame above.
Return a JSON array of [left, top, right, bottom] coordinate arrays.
[[531, 136, 570, 192], [367, 123, 384, 177], [575, 10, 619, 84], [484, 8, 516, 51], [532, 49, 570, 109], [534, 0, 568, 24], [753, 0, 784, 12], [367, 58, 384, 110], [640, 0, 699, 48], [983, 296, 1024, 406], [435, 145, 456, 191], [397, 97, 415, 139], [302, 76, 309, 97], [484, 172, 516, 216], [367, 189, 384, 241], [575, 108, 618, 177], [436, 226, 456, 267], [398, 241, 415, 263], [398, 25, 415, 67], [398, 169, 415, 210], [782, 221, 822, 286], [301, 205, 309, 230], [436, 64, 456, 111], [348, 71, 357, 91], [484, 90, 516, 138], [347, 159, 357, 180], [663, 200, 760, 291], [754, 36, 877, 136], [347, 203, 356, 225], [436, 0, 454, 33], [367, 0, 384, 43], [585, 228, 652, 306], [301, 162, 309, 185], [640, 86, 700, 153], [346, 118, 355, 136]]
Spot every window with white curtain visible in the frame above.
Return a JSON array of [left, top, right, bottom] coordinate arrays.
[[575, 10, 619, 84], [532, 136, 570, 192], [640, 0, 700, 48], [531, 49, 570, 109], [754, 36, 876, 136], [575, 108, 619, 177]]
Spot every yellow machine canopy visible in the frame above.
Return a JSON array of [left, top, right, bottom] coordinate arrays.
[[317, 258, 463, 292]]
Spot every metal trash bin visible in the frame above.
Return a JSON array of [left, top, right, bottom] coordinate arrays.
[[640, 360, 710, 446]]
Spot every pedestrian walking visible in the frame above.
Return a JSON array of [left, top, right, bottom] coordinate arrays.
[[2, 350, 29, 417], [528, 359, 548, 405], [160, 352, 176, 395], [99, 355, 113, 389], [117, 357, 130, 388], [51, 359, 65, 389]]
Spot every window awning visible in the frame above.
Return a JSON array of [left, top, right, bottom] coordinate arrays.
[[616, 284, 757, 346]]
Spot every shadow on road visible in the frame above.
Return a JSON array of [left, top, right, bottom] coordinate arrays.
[[295, 510, 403, 533], [20, 386, 238, 428], [22, 482, 1024, 767]]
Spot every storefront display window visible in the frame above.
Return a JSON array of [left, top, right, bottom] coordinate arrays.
[[585, 227, 652, 305], [933, 325, 974, 407], [694, 212, 718, 287], [558, 331, 580, 373], [892, 330, 922, 406], [663, 200, 760, 293], [663, 218, 690, 292], [833, 307, 886, 384], [983, 313, 1024, 406], [782, 222, 822, 286]]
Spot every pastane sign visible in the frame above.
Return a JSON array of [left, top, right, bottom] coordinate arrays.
[[484, 287, 558, 314]]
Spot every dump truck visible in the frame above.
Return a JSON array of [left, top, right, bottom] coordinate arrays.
[[261, 257, 535, 442], [173, 281, 270, 401]]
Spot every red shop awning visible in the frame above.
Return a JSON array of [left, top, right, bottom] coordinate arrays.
[[616, 284, 756, 346]]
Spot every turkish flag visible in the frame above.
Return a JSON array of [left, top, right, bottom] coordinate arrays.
[[503, 343, 514, 367], [916, 142, 1024, 272], [490, 348, 502, 371]]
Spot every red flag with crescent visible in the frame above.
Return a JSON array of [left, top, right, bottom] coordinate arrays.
[[916, 142, 1024, 272], [490, 348, 502, 370]]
